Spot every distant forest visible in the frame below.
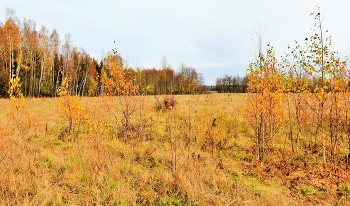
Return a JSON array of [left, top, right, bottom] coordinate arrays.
[[215, 74, 249, 93], [0, 11, 247, 97]]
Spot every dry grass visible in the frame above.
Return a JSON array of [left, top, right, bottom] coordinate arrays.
[[0, 93, 344, 205]]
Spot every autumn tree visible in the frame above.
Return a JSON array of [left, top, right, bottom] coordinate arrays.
[[101, 50, 148, 140], [302, 9, 348, 164], [20, 18, 38, 96], [1, 11, 21, 95], [57, 76, 87, 142], [245, 43, 285, 161]]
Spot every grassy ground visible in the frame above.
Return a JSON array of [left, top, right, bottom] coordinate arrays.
[[0, 93, 349, 205]]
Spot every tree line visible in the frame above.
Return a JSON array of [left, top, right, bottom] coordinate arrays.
[[0, 9, 206, 97], [215, 74, 249, 93]]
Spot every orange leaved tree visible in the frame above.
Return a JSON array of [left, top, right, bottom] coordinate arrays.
[[101, 50, 147, 140], [57, 76, 87, 142], [245, 44, 285, 161]]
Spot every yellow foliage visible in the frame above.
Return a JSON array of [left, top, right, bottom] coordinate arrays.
[[7, 76, 34, 138], [58, 77, 87, 141]]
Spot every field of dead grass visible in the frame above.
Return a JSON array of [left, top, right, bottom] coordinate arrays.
[[0, 93, 348, 205]]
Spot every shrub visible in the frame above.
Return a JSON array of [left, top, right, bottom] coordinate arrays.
[[164, 95, 176, 110]]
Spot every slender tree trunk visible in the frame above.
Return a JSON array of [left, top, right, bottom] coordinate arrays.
[[55, 69, 61, 97], [81, 69, 88, 97], [38, 56, 45, 97]]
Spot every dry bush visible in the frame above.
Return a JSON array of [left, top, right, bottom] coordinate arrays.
[[154, 95, 177, 112], [164, 95, 176, 109]]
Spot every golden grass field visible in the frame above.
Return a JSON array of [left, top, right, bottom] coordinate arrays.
[[0, 93, 349, 205]]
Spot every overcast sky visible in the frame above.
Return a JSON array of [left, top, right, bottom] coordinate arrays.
[[2, 0, 350, 85]]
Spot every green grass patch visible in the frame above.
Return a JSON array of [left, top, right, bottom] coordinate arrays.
[[300, 185, 317, 196]]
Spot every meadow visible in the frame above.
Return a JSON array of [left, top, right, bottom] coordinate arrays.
[[1, 93, 349, 205]]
